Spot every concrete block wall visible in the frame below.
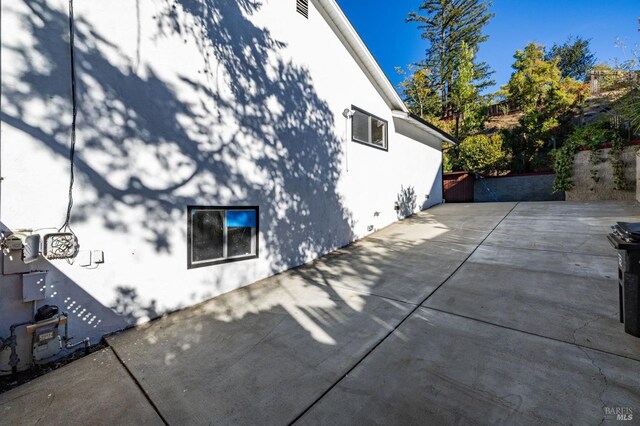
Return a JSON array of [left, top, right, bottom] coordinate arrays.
[[474, 174, 564, 202]]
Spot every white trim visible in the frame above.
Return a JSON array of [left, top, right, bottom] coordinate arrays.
[[311, 0, 456, 145], [222, 210, 228, 258], [391, 111, 458, 145]]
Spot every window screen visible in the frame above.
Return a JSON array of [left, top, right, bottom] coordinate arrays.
[[192, 210, 224, 262], [350, 107, 388, 150], [188, 206, 259, 268], [352, 110, 370, 143], [227, 210, 256, 258], [371, 117, 386, 147]]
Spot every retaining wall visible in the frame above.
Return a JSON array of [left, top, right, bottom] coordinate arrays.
[[566, 146, 637, 201], [474, 173, 564, 202]]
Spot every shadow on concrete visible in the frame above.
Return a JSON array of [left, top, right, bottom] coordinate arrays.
[[104, 211, 476, 424]]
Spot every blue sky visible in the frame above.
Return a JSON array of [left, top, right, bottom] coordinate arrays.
[[336, 0, 639, 95]]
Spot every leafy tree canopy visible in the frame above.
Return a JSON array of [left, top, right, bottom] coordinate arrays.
[[502, 42, 589, 172], [407, 0, 494, 118], [505, 43, 589, 120], [544, 36, 596, 81], [450, 41, 488, 138], [396, 65, 440, 119]]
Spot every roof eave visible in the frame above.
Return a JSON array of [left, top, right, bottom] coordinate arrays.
[[391, 111, 459, 145], [312, 0, 456, 145]]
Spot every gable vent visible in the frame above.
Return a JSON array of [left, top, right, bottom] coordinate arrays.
[[296, 0, 309, 18]]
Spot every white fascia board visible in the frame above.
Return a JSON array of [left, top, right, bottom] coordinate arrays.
[[391, 111, 458, 145], [312, 0, 407, 112]]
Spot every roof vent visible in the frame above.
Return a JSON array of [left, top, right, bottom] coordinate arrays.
[[296, 0, 308, 18]]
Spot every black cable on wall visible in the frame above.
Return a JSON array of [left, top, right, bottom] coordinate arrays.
[[60, 0, 77, 236]]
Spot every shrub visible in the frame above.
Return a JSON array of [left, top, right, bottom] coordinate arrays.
[[457, 134, 507, 175]]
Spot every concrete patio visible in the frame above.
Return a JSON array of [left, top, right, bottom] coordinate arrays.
[[1, 201, 639, 425]]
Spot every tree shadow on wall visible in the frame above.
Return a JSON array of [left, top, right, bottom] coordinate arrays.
[[396, 185, 417, 218], [1, 0, 354, 293], [111, 286, 159, 324]]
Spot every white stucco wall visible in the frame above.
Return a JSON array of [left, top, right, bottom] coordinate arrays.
[[0, 0, 443, 370]]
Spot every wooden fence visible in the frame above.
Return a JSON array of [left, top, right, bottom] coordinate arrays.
[[443, 172, 474, 203]]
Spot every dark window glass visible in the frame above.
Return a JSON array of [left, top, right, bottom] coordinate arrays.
[[352, 110, 369, 143], [371, 118, 386, 147], [192, 210, 224, 262], [188, 206, 259, 268], [228, 227, 253, 257]]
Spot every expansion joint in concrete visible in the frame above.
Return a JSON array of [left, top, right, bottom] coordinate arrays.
[[425, 305, 640, 365], [108, 346, 170, 426], [288, 203, 521, 424]]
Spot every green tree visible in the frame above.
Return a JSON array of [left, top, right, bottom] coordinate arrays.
[[505, 43, 558, 111], [503, 43, 588, 172], [442, 143, 456, 172], [407, 0, 494, 119], [457, 133, 506, 174], [396, 65, 440, 118], [544, 36, 596, 81], [450, 41, 485, 138]]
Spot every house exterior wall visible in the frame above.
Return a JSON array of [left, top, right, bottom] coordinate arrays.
[[0, 0, 443, 370]]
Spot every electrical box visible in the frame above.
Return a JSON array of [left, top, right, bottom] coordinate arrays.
[[77, 251, 91, 267], [92, 250, 104, 264], [4, 236, 23, 251], [26, 316, 67, 363], [3, 250, 29, 275], [22, 271, 48, 302], [43, 233, 79, 260], [22, 234, 41, 263], [32, 328, 62, 362]]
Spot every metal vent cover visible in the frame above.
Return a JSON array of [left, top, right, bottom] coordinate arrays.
[[296, 0, 308, 18]]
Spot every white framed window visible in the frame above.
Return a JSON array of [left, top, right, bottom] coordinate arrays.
[[351, 106, 388, 150], [188, 206, 259, 268]]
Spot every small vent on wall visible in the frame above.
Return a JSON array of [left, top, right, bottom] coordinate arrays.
[[296, 0, 309, 18]]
